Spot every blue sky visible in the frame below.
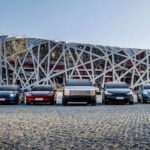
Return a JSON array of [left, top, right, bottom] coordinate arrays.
[[0, 0, 150, 49]]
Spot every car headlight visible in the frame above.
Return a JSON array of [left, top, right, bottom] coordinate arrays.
[[10, 93, 16, 97], [143, 91, 148, 95], [48, 92, 54, 96], [26, 93, 32, 96], [127, 91, 132, 95], [105, 91, 112, 95], [64, 90, 70, 96], [90, 90, 95, 96]]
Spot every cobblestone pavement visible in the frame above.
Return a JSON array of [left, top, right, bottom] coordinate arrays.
[[0, 103, 150, 149]]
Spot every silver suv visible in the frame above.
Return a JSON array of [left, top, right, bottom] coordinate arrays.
[[62, 79, 96, 106]]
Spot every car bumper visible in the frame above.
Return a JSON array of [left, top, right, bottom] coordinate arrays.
[[26, 95, 55, 103], [143, 95, 150, 101], [63, 95, 95, 102], [105, 95, 133, 103], [0, 96, 19, 104]]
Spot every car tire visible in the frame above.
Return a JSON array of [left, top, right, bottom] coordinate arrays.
[[90, 96, 96, 106], [50, 101, 56, 105], [104, 101, 109, 105], [91, 101, 96, 106], [62, 98, 67, 106], [26, 102, 31, 105], [129, 101, 134, 105], [137, 94, 141, 103], [142, 95, 146, 103], [103, 97, 109, 104]]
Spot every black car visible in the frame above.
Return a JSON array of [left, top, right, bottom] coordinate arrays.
[[0, 85, 20, 104], [137, 84, 150, 103], [102, 82, 134, 105]]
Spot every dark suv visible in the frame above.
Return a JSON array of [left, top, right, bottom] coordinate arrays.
[[102, 82, 134, 105]]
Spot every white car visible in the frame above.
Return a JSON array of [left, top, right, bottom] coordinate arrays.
[[62, 79, 96, 106]]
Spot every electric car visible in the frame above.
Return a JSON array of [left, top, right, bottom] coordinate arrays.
[[137, 84, 150, 103], [102, 82, 134, 105], [0, 85, 19, 104], [26, 85, 56, 105], [62, 79, 96, 106]]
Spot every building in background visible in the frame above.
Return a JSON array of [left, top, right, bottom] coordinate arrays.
[[0, 35, 149, 90]]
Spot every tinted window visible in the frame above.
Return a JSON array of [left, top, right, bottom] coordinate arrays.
[[144, 85, 150, 89], [66, 80, 92, 86], [0, 86, 19, 91], [31, 86, 52, 91], [106, 83, 129, 89]]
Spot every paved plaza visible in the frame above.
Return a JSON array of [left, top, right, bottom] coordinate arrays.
[[0, 102, 150, 149]]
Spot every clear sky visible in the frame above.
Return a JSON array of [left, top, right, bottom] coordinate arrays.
[[0, 0, 150, 49]]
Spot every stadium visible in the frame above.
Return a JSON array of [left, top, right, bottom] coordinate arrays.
[[0, 35, 149, 90]]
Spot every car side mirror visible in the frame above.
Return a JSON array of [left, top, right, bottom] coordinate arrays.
[[100, 87, 104, 91]]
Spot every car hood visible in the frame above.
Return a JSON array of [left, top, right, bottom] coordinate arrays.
[[106, 89, 131, 94], [29, 91, 52, 96], [144, 90, 150, 93], [65, 86, 95, 91]]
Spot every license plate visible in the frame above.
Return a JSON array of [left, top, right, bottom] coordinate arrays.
[[116, 97, 124, 100], [35, 98, 43, 101], [0, 98, 5, 101]]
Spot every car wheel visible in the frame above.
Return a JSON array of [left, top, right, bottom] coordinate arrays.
[[104, 98, 109, 104], [129, 101, 134, 105], [104, 101, 109, 105], [91, 100, 96, 106], [62, 98, 67, 106], [90, 96, 96, 106], [50, 101, 56, 105], [26, 102, 31, 105], [137, 94, 141, 102], [142, 95, 146, 103]]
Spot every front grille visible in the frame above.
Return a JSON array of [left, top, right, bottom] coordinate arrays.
[[112, 93, 127, 96], [0, 95, 10, 98], [70, 91, 90, 96]]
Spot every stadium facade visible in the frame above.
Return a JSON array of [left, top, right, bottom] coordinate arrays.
[[0, 35, 149, 90]]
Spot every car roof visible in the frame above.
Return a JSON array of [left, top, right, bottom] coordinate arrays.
[[0, 85, 19, 88], [106, 82, 127, 85], [32, 85, 52, 87], [143, 84, 150, 86], [66, 79, 91, 83]]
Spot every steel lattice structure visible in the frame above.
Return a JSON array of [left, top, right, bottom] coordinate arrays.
[[0, 35, 150, 90]]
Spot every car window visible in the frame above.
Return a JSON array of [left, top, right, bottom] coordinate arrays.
[[66, 80, 92, 86], [106, 83, 129, 89], [0, 86, 19, 91], [144, 85, 150, 89], [31, 86, 52, 91]]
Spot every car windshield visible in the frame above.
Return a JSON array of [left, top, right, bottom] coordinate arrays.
[[106, 83, 129, 89], [0, 86, 19, 91], [66, 80, 92, 86], [144, 85, 150, 89], [31, 86, 52, 91]]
